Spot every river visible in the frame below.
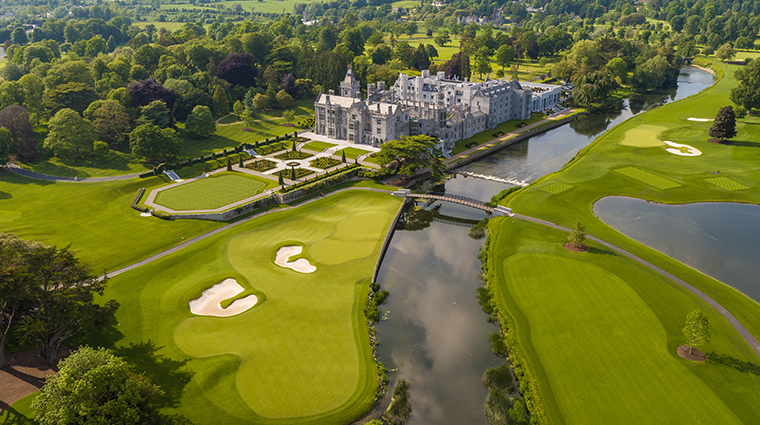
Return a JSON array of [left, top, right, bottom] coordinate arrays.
[[370, 66, 715, 424]]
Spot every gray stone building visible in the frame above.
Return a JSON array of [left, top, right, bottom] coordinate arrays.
[[314, 67, 546, 151]]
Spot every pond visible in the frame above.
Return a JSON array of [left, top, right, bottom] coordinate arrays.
[[595, 196, 760, 304]]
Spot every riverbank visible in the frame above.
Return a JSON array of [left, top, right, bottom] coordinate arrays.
[[493, 57, 760, 423]]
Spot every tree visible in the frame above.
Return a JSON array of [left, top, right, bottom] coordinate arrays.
[[281, 73, 296, 96], [278, 172, 284, 188], [383, 379, 412, 425], [0, 129, 13, 165], [186, 105, 216, 138], [137, 100, 172, 128], [44, 109, 97, 160], [730, 60, 760, 112], [474, 46, 493, 78], [709, 106, 737, 142], [682, 310, 711, 355], [0, 234, 41, 369], [495, 45, 515, 71], [0, 106, 36, 161], [129, 123, 183, 161], [212, 85, 230, 117], [89, 100, 131, 150], [375, 135, 441, 176], [276, 90, 293, 109], [605, 57, 628, 82], [568, 220, 586, 250], [715, 43, 736, 62], [341, 150, 347, 163], [227, 158, 232, 171], [32, 346, 163, 424], [434, 31, 451, 47], [16, 244, 118, 365], [127, 79, 178, 110], [43, 82, 98, 114], [282, 110, 295, 123], [216, 53, 257, 87], [253, 93, 269, 111]]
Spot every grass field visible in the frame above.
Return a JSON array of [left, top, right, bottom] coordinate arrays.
[[302, 141, 337, 152], [489, 219, 760, 424], [154, 172, 277, 211], [495, 58, 760, 422], [452, 113, 546, 154], [0, 171, 221, 272], [335, 147, 370, 160], [619, 124, 667, 147], [89, 190, 402, 424]]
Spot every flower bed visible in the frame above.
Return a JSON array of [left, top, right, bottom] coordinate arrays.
[[274, 151, 312, 160], [274, 168, 314, 179], [309, 157, 341, 169], [246, 159, 277, 172]]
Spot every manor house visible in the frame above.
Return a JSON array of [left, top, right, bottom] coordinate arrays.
[[314, 66, 558, 151]]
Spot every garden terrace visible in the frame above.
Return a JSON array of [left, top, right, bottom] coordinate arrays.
[[309, 157, 342, 169]]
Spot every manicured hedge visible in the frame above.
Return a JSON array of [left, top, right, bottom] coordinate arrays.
[[246, 159, 277, 172], [309, 157, 341, 169], [274, 151, 312, 160], [279, 164, 361, 194], [273, 167, 314, 179], [130, 188, 149, 212]]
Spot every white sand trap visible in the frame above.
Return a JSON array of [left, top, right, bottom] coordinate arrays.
[[140, 211, 152, 217], [275, 246, 316, 273], [189, 278, 258, 317], [663, 141, 702, 156], [688, 117, 713, 122]]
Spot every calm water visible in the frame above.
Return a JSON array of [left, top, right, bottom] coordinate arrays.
[[457, 67, 715, 184], [595, 197, 760, 303], [369, 67, 717, 424]]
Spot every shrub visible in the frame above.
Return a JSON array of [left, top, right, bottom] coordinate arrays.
[[485, 187, 521, 208], [489, 332, 509, 357], [279, 164, 361, 194], [482, 363, 516, 394], [383, 379, 412, 425], [150, 209, 171, 219], [477, 286, 494, 314], [274, 151, 312, 160], [273, 167, 313, 179], [246, 159, 277, 172], [309, 157, 341, 169], [130, 188, 148, 212]]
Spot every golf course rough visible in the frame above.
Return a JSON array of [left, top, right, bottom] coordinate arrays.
[[103, 190, 403, 424]]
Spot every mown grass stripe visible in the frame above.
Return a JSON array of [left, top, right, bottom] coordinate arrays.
[[614, 167, 681, 189], [706, 177, 748, 190], [540, 182, 573, 194]]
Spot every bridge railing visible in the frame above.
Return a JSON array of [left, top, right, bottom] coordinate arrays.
[[407, 192, 493, 212]]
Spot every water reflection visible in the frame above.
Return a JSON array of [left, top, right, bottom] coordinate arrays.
[[375, 199, 502, 425], [456, 66, 714, 184], [595, 197, 760, 303]]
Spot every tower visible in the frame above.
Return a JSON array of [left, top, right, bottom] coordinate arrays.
[[340, 65, 361, 98]]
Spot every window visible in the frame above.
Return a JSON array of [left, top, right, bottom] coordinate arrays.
[[376, 119, 381, 125], [376, 128, 381, 134]]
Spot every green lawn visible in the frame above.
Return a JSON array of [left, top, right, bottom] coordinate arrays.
[[154, 172, 277, 211], [91, 190, 402, 424], [493, 58, 760, 422], [218, 114, 242, 124], [489, 219, 760, 424], [452, 113, 546, 154], [302, 141, 337, 152], [0, 171, 221, 272], [334, 147, 370, 160]]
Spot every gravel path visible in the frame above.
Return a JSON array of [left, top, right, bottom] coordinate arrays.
[[513, 213, 760, 359], [5, 164, 142, 182]]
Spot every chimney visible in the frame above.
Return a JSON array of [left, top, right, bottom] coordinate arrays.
[[329, 89, 335, 95], [422, 70, 429, 78]]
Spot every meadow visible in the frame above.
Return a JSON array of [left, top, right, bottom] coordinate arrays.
[[493, 58, 760, 422]]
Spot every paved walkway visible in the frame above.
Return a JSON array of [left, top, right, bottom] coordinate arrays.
[[108, 187, 391, 278], [512, 213, 760, 359], [5, 164, 142, 182]]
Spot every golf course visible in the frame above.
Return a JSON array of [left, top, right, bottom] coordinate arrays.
[[489, 58, 760, 423], [95, 190, 402, 424]]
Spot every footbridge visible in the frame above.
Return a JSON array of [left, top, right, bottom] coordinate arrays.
[[393, 190, 512, 216]]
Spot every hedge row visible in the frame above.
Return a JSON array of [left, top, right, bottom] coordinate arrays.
[[481, 226, 548, 425], [279, 164, 361, 194], [130, 188, 148, 212]]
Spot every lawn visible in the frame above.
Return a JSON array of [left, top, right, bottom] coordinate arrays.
[[335, 147, 370, 160], [153, 172, 277, 211], [302, 141, 337, 152], [494, 58, 760, 422], [89, 190, 402, 424], [0, 171, 221, 272], [488, 219, 760, 424], [452, 113, 546, 154]]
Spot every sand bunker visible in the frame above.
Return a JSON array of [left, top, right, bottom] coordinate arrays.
[[189, 278, 258, 317], [663, 141, 702, 156], [687, 117, 713, 122], [140, 211, 152, 217], [275, 246, 316, 273]]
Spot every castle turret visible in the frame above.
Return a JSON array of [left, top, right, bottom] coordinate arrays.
[[340, 65, 361, 98]]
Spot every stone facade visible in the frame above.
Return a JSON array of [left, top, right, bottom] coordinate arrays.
[[314, 67, 557, 151]]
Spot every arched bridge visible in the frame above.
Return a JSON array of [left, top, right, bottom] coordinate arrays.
[[393, 190, 512, 216]]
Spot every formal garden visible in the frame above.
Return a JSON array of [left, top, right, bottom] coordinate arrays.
[[153, 172, 278, 211]]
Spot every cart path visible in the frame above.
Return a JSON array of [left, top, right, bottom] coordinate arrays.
[[513, 213, 760, 359]]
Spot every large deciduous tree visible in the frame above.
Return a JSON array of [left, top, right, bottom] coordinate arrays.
[[682, 309, 711, 355], [216, 53, 257, 87], [185, 105, 216, 138], [90, 100, 131, 150], [129, 123, 183, 161], [44, 108, 97, 160], [17, 244, 119, 365], [127, 78, 178, 111], [709, 106, 737, 142], [0, 105, 37, 161], [137, 100, 172, 128], [375, 135, 441, 176], [730, 59, 760, 112], [0, 129, 14, 165], [32, 346, 163, 424]]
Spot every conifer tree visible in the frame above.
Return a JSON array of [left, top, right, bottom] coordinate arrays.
[[709, 106, 737, 142]]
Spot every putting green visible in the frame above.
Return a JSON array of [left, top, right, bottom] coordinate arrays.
[[619, 125, 667, 147], [103, 190, 402, 424], [154, 172, 278, 211]]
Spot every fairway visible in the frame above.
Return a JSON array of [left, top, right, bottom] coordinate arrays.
[[614, 166, 681, 189], [619, 124, 667, 147], [101, 190, 402, 424], [154, 172, 277, 211], [490, 220, 760, 424]]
